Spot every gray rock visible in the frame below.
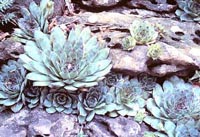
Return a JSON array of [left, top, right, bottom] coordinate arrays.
[[81, 0, 123, 7], [86, 116, 146, 137]]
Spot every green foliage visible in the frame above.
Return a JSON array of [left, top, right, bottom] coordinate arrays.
[[175, 0, 200, 22], [24, 83, 48, 109], [108, 77, 148, 120], [20, 26, 112, 91], [129, 20, 158, 45], [122, 36, 136, 51], [43, 88, 77, 114], [0, 0, 15, 25], [147, 43, 162, 60], [144, 76, 200, 137], [0, 60, 27, 112], [13, 0, 54, 43], [77, 82, 116, 123]]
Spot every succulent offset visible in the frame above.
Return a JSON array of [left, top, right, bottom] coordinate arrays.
[[13, 0, 54, 43], [175, 0, 200, 22], [147, 43, 162, 60], [24, 83, 48, 109], [0, 60, 27, 112], [108, 77, 148, 120], [77, 82, 116, 123], [103, 72, 122, 87], [144, 76, 200, 137], [129, 20, 158, 45], [43, 88, 77, 114], [20, 26, 112, 91], [138, 73, 157, 91], [122, 36, 136, 51]]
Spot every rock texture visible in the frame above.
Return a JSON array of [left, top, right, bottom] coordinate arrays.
[[0, 108, 146, 137]]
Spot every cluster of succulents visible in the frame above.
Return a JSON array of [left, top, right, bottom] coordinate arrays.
[[13, 0, 54, 43], [175, 0, 200, 22], [0, 0, 15, 25], [144, 76, 200, 137], [122, 20, 159, 51]]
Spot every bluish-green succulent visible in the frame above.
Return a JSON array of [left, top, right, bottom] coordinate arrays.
[[144, 76, 200, 137], [20, 26, 112, 91], [138, 73, 157, 91], [13, 0, 54, 43], [43, 88, 77, 114], [0, 60, 27, 112], [77, 82, 116, 123], [108, 77, 148, 120], [24, 83, 48, 109], [175, 0, 200, 22], [103, 72, 122, 87]]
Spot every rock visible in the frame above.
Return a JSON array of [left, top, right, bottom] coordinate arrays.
[[127, 0, 177, 13], [0, 108, 80, 137], [80, 0, 123, 7], [110, 46, 149, 76], [86, 116, 146, 137], [0, 39, 24, 63]]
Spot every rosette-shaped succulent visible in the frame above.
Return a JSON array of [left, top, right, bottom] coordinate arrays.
[[77, 82, 115, 123], [0, 60, 27, 112], [122, 36, 136, 51], [13, 0, 54, 43], [147, 43, 162, 60], [43, 88, 77, 114], [175, 0, 200, 22], [103, 72, 122, 87], [129, 20, 158, 45], [144, 76, 200, 137], [108, 77, 148, 119], [175, 118, 200, 137], [138, 73, 157, 91], [24, 83, 48, 109], [20, 26, 112, 91]]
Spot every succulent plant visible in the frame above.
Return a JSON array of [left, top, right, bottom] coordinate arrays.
[[0, 60, 27, 112], [147, 43, 162, 60], [77, 82, 116, 123], [122, 36, 136, 51], [175, 118, 200, 137], [0, 0, 15, 25], [138, 73, 157, 91], [175, 0, 200, 22], [13, 0, 54, 43], [144, 76, 200, 137], [129, 20, 158, 45], [108, 77, 148, 119], [24, 83, 48, 109], [103, 72, 122, 87], [20, 26, 112, 91], [43, 88, 77, 114]]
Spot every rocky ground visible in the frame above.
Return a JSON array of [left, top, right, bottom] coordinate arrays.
[[0, 0, 200, 136]]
